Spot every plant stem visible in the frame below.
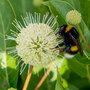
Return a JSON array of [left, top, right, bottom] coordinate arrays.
[[83, 51, 90, 60], [23, 65, 33, 90], [86, 65, 90, 84], [35, 62, 54, 90], [76, 24, 90, 51]]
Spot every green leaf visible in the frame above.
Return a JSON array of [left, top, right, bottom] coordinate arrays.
[[68, 72, 90, 89], [67, 58, 88, 77], [79, 0, 90, 30], [43, 1, 66, 25], [0, 54, 18, 89], [59, 0, 81, 11], [68, 84, 79, 90], [58, 58, 69, 75], [75, 53, 90, 64], [7, 55, 18, 88], [0, 67, 9, 90], [55, 72, 67, 90], [48, 0, 73, 19]]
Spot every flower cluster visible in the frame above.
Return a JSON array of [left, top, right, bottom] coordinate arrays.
[[7, 12, 59, 74], [16, 22, 59, 67], [66, 10, 81, 25]]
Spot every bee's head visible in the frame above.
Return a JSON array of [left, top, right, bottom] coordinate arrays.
[[59, 25, 67, 36]]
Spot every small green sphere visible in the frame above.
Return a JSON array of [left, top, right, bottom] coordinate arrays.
[[66, 10, 81, 25]]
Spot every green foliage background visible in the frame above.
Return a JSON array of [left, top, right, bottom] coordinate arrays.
[[0, 0, 90, 90]]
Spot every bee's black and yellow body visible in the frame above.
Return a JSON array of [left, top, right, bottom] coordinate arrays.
[[55, 25, 83, 58]]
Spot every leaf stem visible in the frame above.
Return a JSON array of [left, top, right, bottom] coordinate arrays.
[[86, 65, 90, 84], [83, 51, 90, 60], [76, 24, 90, 51], [35, 62, 54, 90], [23, 65, 33, 90]]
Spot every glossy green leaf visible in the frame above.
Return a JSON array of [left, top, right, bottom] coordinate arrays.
[[7, 55, 18, 88], [67, 58, 88, 77], [55, 72, 67, 90], [58, 58, 69, 75], [79, 0, 90, 30], [0, 54, 18, 89], [68, 84, 79, 90], [68, 72, 90, 89]]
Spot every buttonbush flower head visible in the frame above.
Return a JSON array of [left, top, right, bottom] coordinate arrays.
[[7, 12, 59, 74], [66, 10, 81, 25]]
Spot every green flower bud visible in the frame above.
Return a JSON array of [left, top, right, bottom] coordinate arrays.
[[66, 10, 81, 25]]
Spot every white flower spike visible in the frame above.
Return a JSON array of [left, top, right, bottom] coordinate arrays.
[[7, 12, 59, 74]]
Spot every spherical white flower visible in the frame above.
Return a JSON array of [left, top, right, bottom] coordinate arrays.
[[7, 12, 60, 74], [66, 10, 81, 25], [16, 23, 58, 66]]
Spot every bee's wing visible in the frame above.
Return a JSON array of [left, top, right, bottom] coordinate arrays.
[[69, 33, 83, 56], [76, 38, 83, 56]]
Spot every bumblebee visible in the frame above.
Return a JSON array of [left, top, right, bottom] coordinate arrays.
[[55, 25, 83, 58]]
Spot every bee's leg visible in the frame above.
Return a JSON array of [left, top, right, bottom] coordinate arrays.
[[56, 37, 63, 40], [50, 42, 64, 50], [58, 46, 70, 53], [63, 45, 71, 53], [55, 32, 59, 35], [58, 46, 67, 53], [58, 48, 64, 53], [55, 42, 65, 48]]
